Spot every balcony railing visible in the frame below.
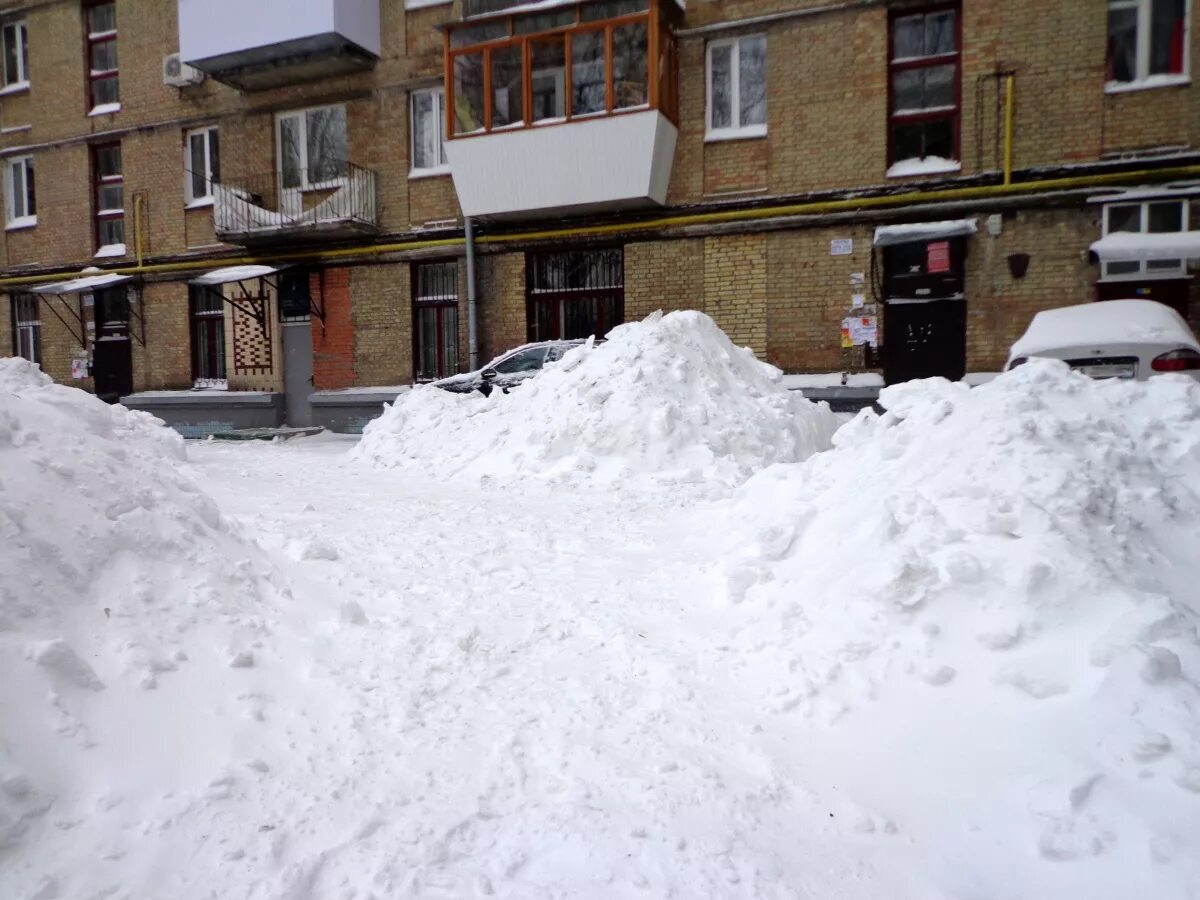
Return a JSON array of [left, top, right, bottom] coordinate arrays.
[[213, 162, 379, 245]]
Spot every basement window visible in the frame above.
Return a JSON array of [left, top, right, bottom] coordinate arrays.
[[1107, 0, 1189, 90], [705, 35, 767, 141], [888, 4, 961, 177]]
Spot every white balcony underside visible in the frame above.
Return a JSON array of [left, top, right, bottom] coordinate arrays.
[[445, 110, 677, 220], [178, 0, 380, 65]]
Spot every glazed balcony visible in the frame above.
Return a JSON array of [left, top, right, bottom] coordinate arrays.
[[213, 163, 379, 246], [442, 0, 680, 220], [177, 0, 380, 91]]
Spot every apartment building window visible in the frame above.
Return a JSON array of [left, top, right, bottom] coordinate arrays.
[[11, 293, 40, 366], [86, 1, 119, 112], [526, 248, 624, 342], [1108, 0, 1188, 86], [184, 127, 220, 205], [189, 285, 226, 386], [2, 20, 29, 89], [277, 105, 348, 189], [5, 155, 35, 228], [412, 261, 459, 380], [705, 35, 767, 140], [445, 0, 679, 137], [1101, 199, 1189, 278], [888, 4, 960, 176], [93, 142, 124, 253], [411, 88, 448, 175]]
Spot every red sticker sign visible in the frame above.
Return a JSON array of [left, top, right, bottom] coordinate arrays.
[[927, 241, 951, 274]]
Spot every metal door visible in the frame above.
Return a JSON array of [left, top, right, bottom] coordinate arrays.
[[883, 299, 967, 384], [91, 287, 133, 403], [282, 321, 314, 426]]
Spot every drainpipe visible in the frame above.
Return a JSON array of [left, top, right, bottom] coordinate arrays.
[[465, 216, 479, 370]]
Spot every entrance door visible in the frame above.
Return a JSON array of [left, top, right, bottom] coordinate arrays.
[[91, 287, 133, 403], [881, 237, 968, 384], [883, 299, 967, 384], [282, 322, 313, 426]]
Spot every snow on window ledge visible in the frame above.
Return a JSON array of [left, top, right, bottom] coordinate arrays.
[[886, 156, 962, 179], [94, 242, 127, 259], [184, 197, 215, 210], [704, 124, 768, 144], [88, 102, 122, 117], [5, 215, 37, 232], [0, 80, 30, 96], [409, 165, 452, 181], [1105, 74, 1190, 94], [404, 0, 452, 8]]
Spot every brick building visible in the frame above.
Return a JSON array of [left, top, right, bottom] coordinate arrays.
[[1, 0, 1198, 430]]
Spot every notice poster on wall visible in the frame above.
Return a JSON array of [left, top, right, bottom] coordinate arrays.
[[927, 240, 951, 274], [831, 238, 854, 256], [845, 315, 879, 347], [71, 357, 89, 379]]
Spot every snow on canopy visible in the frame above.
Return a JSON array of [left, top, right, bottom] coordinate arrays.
[[1089, 229, 1200, 261], [355, 310, 838, 489], [1010, 299, 1198, 356], [707, 359, 1200, 896], [872, 217, 977, 246]]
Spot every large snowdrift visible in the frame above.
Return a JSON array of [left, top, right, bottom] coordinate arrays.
[[355, 310, 837, 489], [709, 359, 1200, 896], [0, 360, 289, 890]]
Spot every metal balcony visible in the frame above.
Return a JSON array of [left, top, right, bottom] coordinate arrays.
[[213, 162, 379, 246]]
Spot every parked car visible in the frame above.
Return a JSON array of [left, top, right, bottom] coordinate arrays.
[[1005, 300, 1200, 381], [432, 340, 587, 395]]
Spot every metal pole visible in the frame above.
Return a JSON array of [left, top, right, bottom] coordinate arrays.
[[1003, 74, 1015, 186], [465, 216, 479, 370]]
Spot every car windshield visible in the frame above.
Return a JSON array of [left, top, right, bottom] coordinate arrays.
[[492, 347, 546, 375]]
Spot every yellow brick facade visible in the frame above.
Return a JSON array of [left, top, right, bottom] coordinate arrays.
[[0, 0, 1196, 397]]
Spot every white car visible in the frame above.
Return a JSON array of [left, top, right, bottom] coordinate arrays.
[[1006, 299, 1200, 381]]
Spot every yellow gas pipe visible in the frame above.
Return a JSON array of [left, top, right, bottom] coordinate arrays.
[[3, 162, 1200, 290]]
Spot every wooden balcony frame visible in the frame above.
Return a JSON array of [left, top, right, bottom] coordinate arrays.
[[443, 0, 679, 140]]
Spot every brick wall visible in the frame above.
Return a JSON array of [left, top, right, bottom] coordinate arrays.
[[351, 263, 410, 386], [312, 268, 354, 390], [478, 251, 526, 361]]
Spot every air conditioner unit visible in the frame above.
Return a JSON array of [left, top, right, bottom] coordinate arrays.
[[163, 53, 205, 87]]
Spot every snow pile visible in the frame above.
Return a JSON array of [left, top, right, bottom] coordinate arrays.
[[356, 310, 837, 489], [708, 359, 1200, 896], [0, 360, 288, 883]]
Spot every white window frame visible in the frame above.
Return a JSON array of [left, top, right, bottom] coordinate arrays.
[[184, 126, 219, 207], [409, 88, 449, 178], [5, 155, 35, 229], [705, 34, 767, 142], [1106, 0, 1191, 91], [1101, 198, 1190, 279], [275, 104, 348, 192], [1, 20, 28, 92]]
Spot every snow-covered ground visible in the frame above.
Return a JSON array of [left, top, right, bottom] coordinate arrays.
[[4, 311, 1200, 899]]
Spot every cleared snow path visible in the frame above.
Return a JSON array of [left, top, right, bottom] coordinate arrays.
[[170, 435, 853, 900]]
